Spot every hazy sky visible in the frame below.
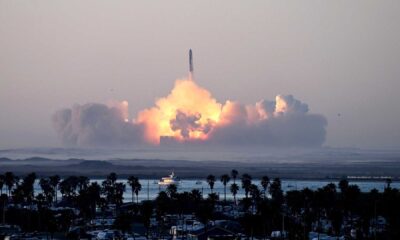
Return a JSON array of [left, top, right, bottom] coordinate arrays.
[[1, 1, 400, 149]]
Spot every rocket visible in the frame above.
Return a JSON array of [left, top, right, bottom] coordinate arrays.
[[189, 49, 194, 73]]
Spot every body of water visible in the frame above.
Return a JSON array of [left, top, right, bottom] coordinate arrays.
[[32, 179, 398, 203]]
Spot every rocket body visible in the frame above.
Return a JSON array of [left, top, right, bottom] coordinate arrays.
[[189, 49, 193, 73]]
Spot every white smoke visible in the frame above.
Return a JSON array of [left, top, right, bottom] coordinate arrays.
[[207, 94, 327, 147], [52, 102, 144, 147], [170, 110, 213, 139]]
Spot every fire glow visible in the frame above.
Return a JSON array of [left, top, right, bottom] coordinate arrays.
[[136, 77, 222, 144]]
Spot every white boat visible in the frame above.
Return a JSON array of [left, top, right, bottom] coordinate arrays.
[[158, 172, 179, 186]]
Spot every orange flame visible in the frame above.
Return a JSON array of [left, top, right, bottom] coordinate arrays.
[[136, 78, 222, 144]]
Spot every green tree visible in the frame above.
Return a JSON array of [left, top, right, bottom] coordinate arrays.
[[114, 212, 132, 233], [386, 178, 392, 189], [5, 172, 16, 197], [249, 184, 261, 213], [77, 176, 89, 191], [126, 176, 142, 204], [141, 200, 153, 238], [155, 191, 170, 221], [115, 182, 126, 206], [231, 169, 238, 184], [128, 176, 138, 203], [0, 175, 5, 195], [60, 176, 79, 199], [230, 183, 239, 204], [220, 174, 230, 202], [261, 176, 270, 199], [206, 175, 216, 194], [338, 178, 349, 193], [133, 178, 142, 204], [190, 189, 202, 202], [196, 201, 214, 232], [102, 173, 120, 204], [166, 184, 177, 199], [82, 182, 102, 218], [208, 192, 219, 203], [49, 175, 60, 204], [39, 178, 54, 204], [249, 184, 260, 201], [269, 178, 283, 206], [12, 172, 36, 204], [0, 193, 8, 224], [241, 173, 252, 198]]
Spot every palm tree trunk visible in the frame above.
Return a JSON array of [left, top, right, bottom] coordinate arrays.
[[2, 201, 5, 224], [55, 186, 57, 204], [264, 189, 266, 199], [224, 185, 226, 202]]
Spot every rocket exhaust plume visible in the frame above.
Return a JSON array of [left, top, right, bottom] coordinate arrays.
[[53, 51, 327, 147]]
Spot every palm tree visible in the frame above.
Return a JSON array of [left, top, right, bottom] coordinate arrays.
[[35, 193, 47, 209], [190, 189, 202, 202], [249, 184, 261, 212], [13, 172, 36, 204], [241, 173, 252, 198], [220, 174, 230, 202], [39, 178, 54, 204], [230, 183, 239, 204], [102, 173, 119, 204], [127, 176, 137, 203], [386, 178, 392, 189], [0, 175, 4, 195], [0, 194, 8, 224], [4, 172, 16, 197], [115, 182, 126, 206], [77, 176, 89, 191], [269, 178, 283, 205], [87, 182, 101, 216], [249, 184, 261, 201], [60, 176, 79, 199], [206, 175, 216, 194], [133, 178, 142, 204], [208, 193, 219, 203], [141, 201, 153, 238], [338, 179, 349, 193], [261, 176, 270, 199], [107, 172, 117, 184], [49, 175, 60, 204], [231, 169, 238, 184], [166, 184, 177, 198]]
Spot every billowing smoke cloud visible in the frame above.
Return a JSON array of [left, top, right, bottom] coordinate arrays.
[[52, 101, 144, 147], [136, 79, 221, 143], [170, 111, 213, 139], [208, 96, 327, 147], [53, 78, 327, 147]]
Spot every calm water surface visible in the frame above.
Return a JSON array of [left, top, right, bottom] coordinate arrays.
[[33, 179, 399, 202]]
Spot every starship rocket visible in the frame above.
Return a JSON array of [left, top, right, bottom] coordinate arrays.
[[189, 49, 194, 74]]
